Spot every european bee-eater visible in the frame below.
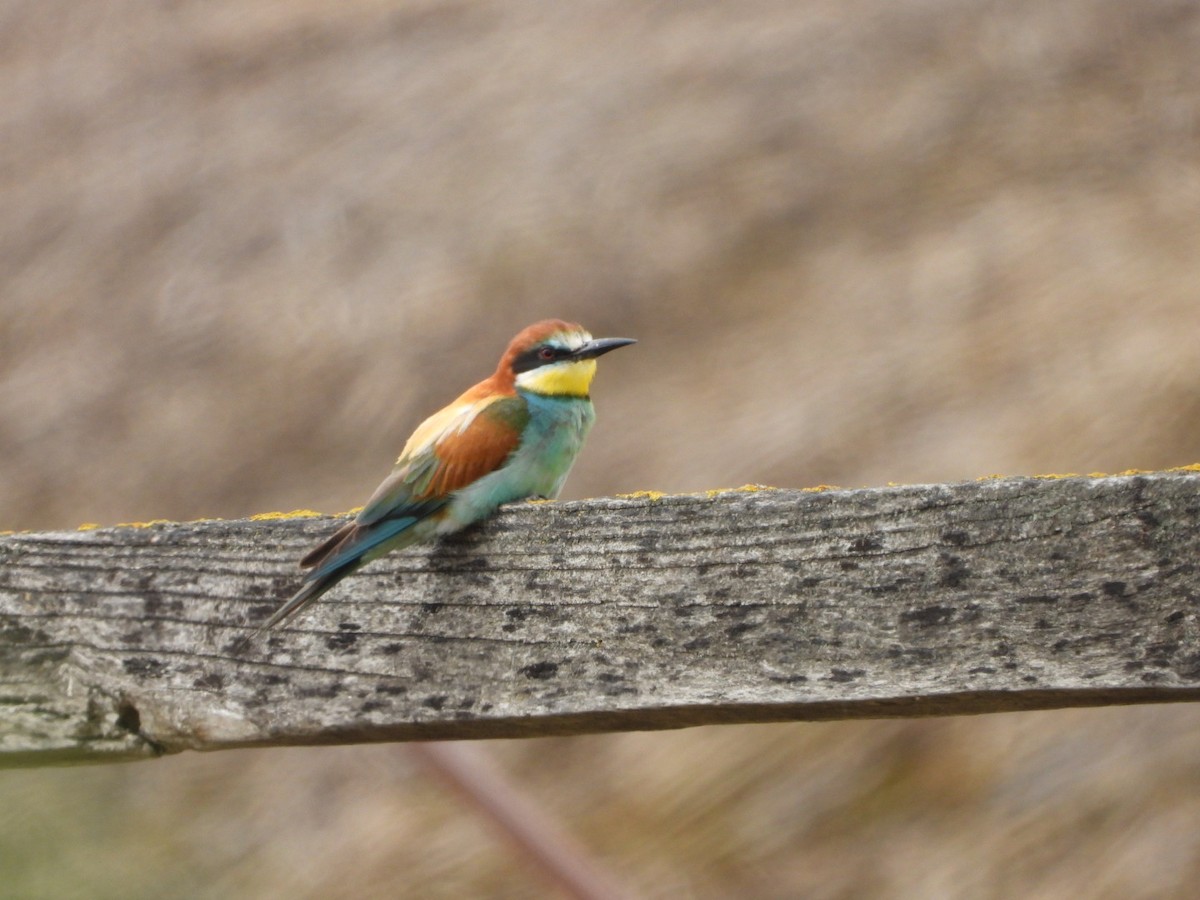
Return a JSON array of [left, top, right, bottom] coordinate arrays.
[[260, 319, 635, 630]]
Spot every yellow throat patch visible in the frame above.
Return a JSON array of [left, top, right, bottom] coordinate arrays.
[[516, 359, 597, 397]]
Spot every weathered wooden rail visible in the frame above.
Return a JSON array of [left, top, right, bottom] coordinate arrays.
[[2, 472, 1199, 766]]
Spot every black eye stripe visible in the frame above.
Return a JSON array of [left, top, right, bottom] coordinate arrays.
[[512, 345, 573, 374]]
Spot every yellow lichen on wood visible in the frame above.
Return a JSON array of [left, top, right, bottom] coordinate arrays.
[[1031, 465, 1200, 480], [723, 483, 780, 495], [34, 465, 1200, 537], [617, 485, 785, 503], [617, 490, 666, 501], [248, 509, 324, 521]]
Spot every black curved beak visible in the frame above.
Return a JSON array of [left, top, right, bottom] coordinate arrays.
[[572, 337, 637, 360]]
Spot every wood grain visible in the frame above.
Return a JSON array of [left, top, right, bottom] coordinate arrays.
[[3, 473, 1199, 766]]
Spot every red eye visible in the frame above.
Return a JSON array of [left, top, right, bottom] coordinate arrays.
[[538, 347, 555, 360]]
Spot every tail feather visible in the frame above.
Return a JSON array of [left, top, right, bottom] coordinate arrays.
[[256, 510, 441, 633], [306, 515, 423, 582], [257, 563, 358, 632], [299, 520, 357, 569]]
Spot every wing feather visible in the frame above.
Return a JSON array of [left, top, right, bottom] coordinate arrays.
[[275, 391, 529, 629], [358, 392, 528, 524]]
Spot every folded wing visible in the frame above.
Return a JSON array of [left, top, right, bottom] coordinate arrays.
[[301, 392, 529, 579]]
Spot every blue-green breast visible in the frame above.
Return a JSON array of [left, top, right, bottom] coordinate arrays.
[[444, 391, 595, 528]]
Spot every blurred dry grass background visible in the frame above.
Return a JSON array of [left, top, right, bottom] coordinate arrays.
[[3, 0, 1200, 896]]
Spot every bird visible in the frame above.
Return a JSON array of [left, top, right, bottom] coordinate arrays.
[[259, 319, 635, 630]]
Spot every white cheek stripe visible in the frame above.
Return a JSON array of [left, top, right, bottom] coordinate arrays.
[[515, 366, 556, 389]]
